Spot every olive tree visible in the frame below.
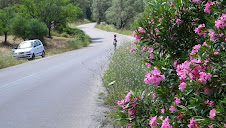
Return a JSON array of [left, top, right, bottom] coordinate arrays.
[[11, 16, 48, 42]]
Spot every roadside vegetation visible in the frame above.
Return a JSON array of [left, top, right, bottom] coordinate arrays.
[[103, 0, 225, 128], [0, 0, 91, 69]]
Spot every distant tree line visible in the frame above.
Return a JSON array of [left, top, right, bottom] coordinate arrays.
[[92, 0, 146, 29]]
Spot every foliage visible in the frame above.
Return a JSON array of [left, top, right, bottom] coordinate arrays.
[[70, 0, 93, 19], [67, 29, 91, 49], [113, 0, 226, 127], [0, 0, 20, 9], [0, 7, 15, 44], [11, 15, 48, 42], [92, 0, 111, 24], [13, 0, 82, 37], [105, 0, 145, 29]]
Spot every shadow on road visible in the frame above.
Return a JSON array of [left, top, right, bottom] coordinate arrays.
[[91, 38, 104, 44]]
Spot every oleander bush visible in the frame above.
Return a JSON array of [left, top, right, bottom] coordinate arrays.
[[116, 0, 225, 127]]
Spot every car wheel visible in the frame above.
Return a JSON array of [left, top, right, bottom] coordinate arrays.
[[31, 53, 35, 60], [41, 51, 45, 58]]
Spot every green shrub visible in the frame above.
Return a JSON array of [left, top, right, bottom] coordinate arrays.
[[67, 30, 91, 50], [11, 15, 48, 42]]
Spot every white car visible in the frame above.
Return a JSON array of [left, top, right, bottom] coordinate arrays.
[[13, 40, 45, 60]]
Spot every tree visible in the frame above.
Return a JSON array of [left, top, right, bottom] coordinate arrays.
[[14, 0, 82, 38], [0, 7, 15, 44], [92, 0, 111, 24], [70, 0, 92, 19], [105, 0, 145, 29], [11, 15, 48, 42]]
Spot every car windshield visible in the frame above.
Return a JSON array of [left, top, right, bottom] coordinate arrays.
[[18, 41, 34, 49]]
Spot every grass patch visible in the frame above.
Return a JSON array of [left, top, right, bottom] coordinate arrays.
[[95, 22, 133, 36], [66, 29, 91, 50], [0, 45, 27, 69], [103, 42, 147, 106]]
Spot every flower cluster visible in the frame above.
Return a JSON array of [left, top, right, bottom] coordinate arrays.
[[149, 116, 173, 128], [144, 67, 165, 86], [215, 13, 226, 29], [117, 92, 143, 127]]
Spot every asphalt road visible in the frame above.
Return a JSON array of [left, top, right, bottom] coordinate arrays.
[[0, 23, 133, 128]]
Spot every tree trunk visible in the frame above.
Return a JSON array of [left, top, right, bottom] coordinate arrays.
[[3, 32, 7, 45], [48, 26, 52, 39]]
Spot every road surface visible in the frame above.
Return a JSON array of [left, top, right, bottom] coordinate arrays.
[[0, 23, 133, 128]]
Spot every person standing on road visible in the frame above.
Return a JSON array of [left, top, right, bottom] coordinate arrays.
[[113, 34, 117, 50]]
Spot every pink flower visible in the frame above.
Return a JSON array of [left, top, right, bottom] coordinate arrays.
[[132, 31, 137, 37], [130, 48, 136, 53], [176, 113, 184, 122], [159, 18, 163, 22], [175, 97, 181, 106], [148, 47, 154, 53], [138, 27, 145, 33], [135, 35, 142, 41], [204, 0, 215, 14], [190, 44, 201, 55], [128, 126, 132, 128], [141, 47, 146, 53], [146, 63, 152, 68], [117, 99, 126, 107], [174, 59, 179, 68], [149, 20, 154, 25], [128, 108, 136, 115], [209, 109, 216, 119], [209, 101, 214, 107], [191, 58, 202, 64], [215, 14, 226, 29], [176, 61, 191, 81], [188, 117, 199, 128], [161, 108, 166, 114], [202, 42, 209, 47], [170, 2, 174, 7], [152, 93, 157, 98], [176, 18, 182, 27], [144, 67, 165, 86], [208, 30, 218, 41], [155, 28, 159, 33], [179, 82, 187, 92], [205, 100, 210, 104], [125, 92, 132, 102], [199, 72, 212, 85], [193, 0, 201, 4], [214, 52, 219, 55], [161, 116, 172, 128], [194, 24, 207, 38], [204, 88, 210, 95], [150, 53, 155, 59], [169, 106, 176, 112], [208, 125, 214, 128], [149, 116, 158, 128]]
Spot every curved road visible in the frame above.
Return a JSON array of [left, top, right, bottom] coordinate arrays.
[[0, 23, 133, 128]]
